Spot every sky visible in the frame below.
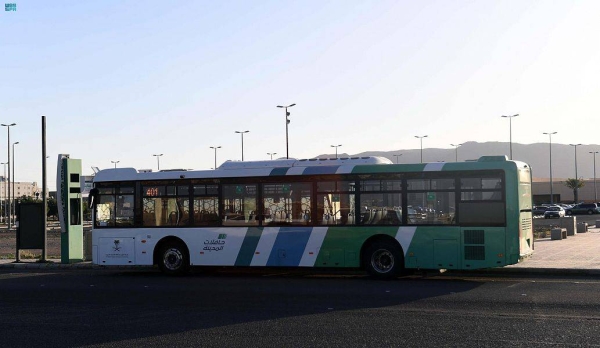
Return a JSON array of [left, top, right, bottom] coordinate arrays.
[[1, 0, 600, 190]]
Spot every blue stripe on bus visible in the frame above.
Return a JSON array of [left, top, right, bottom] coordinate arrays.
[[270, 167, 290, 176], [302, 166, 340, 175], [266, 227, 312, 266]]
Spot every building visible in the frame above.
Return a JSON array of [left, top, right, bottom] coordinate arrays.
[[532, 178, 600, 204], [0, 176, 41, 200]]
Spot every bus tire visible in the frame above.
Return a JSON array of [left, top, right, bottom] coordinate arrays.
[[158, 241, 190, 275], [363, 241, 403, 280]]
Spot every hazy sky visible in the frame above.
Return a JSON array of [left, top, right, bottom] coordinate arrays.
[[1, 0, 599, 189]]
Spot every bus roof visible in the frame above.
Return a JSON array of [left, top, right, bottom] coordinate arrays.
[[93, 155, 527, 183]]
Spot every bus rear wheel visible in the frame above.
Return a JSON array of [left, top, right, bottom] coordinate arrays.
[[363, 241, 403, 280], [158, 241, 190, 275]]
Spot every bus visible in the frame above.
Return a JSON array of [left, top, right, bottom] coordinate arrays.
[[88, 155, 533, 278]]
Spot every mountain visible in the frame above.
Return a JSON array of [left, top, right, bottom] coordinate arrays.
[[319, 141, 600, 180]]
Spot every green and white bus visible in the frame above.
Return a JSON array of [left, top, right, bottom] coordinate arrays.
[[89, 155, 533, 278]]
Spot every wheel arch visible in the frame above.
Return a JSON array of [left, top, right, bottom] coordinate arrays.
[[153, 236, 189, 266], [360, 234, 405, 269]]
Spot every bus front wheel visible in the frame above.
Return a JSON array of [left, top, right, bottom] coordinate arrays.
[[158, 241, 190, 275], [363, 241, 403, 280]]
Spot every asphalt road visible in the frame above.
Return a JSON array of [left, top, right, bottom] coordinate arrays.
[[1, 269, 600, 347]]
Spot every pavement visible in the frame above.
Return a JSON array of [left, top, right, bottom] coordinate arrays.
[[2, 226, 600, 275]]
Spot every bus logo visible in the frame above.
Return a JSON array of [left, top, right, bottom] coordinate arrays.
[[218, 233, 227, 240]]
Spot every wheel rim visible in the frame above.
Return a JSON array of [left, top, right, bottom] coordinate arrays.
[[163, 247, 183, 271], [370, 248, 394, 274]]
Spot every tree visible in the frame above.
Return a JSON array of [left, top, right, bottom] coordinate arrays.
[[565, 178, 585, 203]]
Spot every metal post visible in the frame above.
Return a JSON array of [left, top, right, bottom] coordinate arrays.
[[591, 151, 598, 202], [153, 154, 163, 171], [415, 135, 428, 163], [331, 144, 342, 159], [450, 143, 463, 162], [544, 132, 557, 204], [42, 116, 47, 262], [235, 131, 249, 161], [2, 123, 16, 229], [267, 152, 277, 160], [501, 114, 519, 160], [210, 146, 221, 169], [570, 144, 582, 202], [277, 104, 296, 159], [12, 141, 18, 226]]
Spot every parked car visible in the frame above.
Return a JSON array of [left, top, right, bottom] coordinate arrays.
[[544, 206, 565, 219], [565, 203, 600, 215], [532, 206, 548, 216]]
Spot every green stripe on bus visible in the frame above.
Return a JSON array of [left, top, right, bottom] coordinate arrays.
[[315, 227, 398, 268], [234, 227, 263, 266]]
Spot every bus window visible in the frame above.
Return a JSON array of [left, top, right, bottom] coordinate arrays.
[[222, 184, 258, 226], [192, 184, 219, 226], [262, 183, 311, 225]]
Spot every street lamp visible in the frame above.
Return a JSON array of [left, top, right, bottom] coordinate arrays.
[[330, 144, 342, 159], [210, 146, 221, 170], [0, 162, 6, 224], [235, 130, 249, 161], [450, 143, 463, 162], [153, 154, 163, 171], [501, 114, 519, 160], [415, 135, 428, 163], [1, 123, 16, 229], [543, 132, 557, 204], [12, 141, 19, 224], [590, 151, 598, 202], [590, 151, 598, 203], [267, 152, 277, 160], [277, 103, 296, 159], [570, 143, 582, 202], [111, 160, 120, 168], [393, 154, 402, 164]]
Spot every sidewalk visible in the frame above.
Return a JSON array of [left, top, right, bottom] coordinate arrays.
[[2, 227, 600, 274]]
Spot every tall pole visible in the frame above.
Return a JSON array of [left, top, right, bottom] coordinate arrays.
[[2, 123, 16, 229], [12, 141, 19, 223], [1, 162, 6, 224], [111, 160, 120, 168], [415, 135, 428, 163], [501, 114, 519, 160], [330, 144, 342, 159], [570, 144, 582, 202], [153, 154, 163, 171], [42, 116, 47, 262], [235, 130, 249, 161], [393, 154, 402, 164], [591, 151, 598, 202], [544, 132, 557, 204], [277, 103, 296, 159], [210, 146, 221, 169], [450, 143, 463, 162], [267, 152, 277, 160]]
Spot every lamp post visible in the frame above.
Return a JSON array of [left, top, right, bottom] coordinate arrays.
[[393, 154, 402, 164], [501, 114, 519, 160], [330, 144, 342, 159], [415, 135, 428, 163], [210, 146, 221, 170], [152, 154, 163, 171], [570, 143, 582, 202], [111, 160, 120, 168], [1, 162, 6, 224], [235, 130, 249, 161], [590, 151, 598, 202], [2, 123, 16, 229], [543, 132, 557, 204], [450, 143, 463, 162], [267, 152, 277, 160], [12, 141, 19, 224], [277, 103, 296, 159]]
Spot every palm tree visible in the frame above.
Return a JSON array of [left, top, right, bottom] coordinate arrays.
[[564, 178, 585, 203]]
